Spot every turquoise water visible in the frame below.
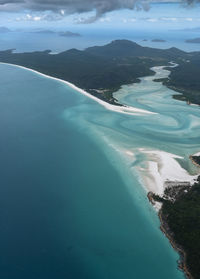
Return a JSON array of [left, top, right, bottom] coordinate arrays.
[[1, 63, 199, 278]]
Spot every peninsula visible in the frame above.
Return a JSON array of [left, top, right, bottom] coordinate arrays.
[[0, 40, 200, 105]]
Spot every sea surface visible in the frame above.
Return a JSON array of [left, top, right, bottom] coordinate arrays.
[[0, 28, 200, 53], [0, 60, 200, 278]]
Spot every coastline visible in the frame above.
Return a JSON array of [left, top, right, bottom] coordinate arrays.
[[148, 154, 200, 279], [3, 62, 198, 197], [158, 210, 193, 279], [0, 62, 156, 116], [137, 149, 197, 197], [147, 194, 193, 279]]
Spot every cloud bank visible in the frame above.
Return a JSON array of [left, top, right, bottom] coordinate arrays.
[[0, 0, 199, 22]]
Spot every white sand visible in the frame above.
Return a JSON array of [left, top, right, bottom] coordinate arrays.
[[193, 152, 200, 156], [3, 62, 197, 207], [138, 149, 198, 196], [0, 62, 156, 116]]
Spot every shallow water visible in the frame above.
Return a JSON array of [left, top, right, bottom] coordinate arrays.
[[0, 63, 198, 278]]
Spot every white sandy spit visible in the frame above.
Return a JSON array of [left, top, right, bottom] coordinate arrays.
[[137, 149, 198, 196], [0, 62, 156, 116], [193, 152, 200, 156]]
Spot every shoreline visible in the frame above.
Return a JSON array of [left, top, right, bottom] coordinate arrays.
[[0, 62, 156, 116], [158, 210, 193, 279], [148, 154, 200, 279], [137, 149, 198, 197], [147, 194, 193, 279]]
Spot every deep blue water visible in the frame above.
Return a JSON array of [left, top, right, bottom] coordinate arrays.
[[0, 64, 186, 278]]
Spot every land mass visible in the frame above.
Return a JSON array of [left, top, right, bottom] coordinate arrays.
[[150, 174, 200, 279], [0, 26, 11, 33], [59, 31, 81, 37], [185, 38, 200, 44], [151, 39, 166, 42], [33, 30, 81, 37], [0, 39, 199, 105]]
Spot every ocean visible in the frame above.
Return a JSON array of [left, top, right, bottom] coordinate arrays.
[[0, 30, 200, 278], [0, 27, 200, 53], [1, 60, 200, 278]]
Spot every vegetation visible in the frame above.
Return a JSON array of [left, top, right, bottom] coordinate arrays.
[[164, 55, 200, 105], [0, 39, 200, 105], [191, 156, 200, 166], [153, 177, 200, 279]]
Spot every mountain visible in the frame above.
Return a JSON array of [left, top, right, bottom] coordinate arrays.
[[86, 39, 186, 59]]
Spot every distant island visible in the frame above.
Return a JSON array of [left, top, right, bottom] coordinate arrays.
[[185, 38, 200, 44], [173, 27, 200, 32], [33, 30, 56, 34], [0, 26, 11, 33], [151, 39, 166, 42], [0, 39, 199, 106], [33, 29, 81, 37], [60, 31, 81, 37]]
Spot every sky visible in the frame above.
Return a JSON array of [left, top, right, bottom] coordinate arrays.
[[0, 0, 199, 31]]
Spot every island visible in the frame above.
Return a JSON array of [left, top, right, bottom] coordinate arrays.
[[59, 31, 81, 37], [151, 39, 166, 42], [33, 30, 56, 34], [185, 38, 200, 44], [0, 26, 11, 33], [32, 29, 81, 37], [1, 40, 200, 106]]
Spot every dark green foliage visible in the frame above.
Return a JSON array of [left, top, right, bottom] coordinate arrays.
[[165, 55, 200, 105], [161, 179, 200, 278], [191, 156, 200, 166], [0, 41, 166, 104]]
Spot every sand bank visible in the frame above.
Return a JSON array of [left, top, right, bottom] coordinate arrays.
[[138, 149, 197, 196]]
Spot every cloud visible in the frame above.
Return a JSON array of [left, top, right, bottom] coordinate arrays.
[[0, 0, 151, 22], [160, 17, 177, 21], [0, 0, 199, 23], [16, 13, 63, 21], [146, 17, 158, 22]]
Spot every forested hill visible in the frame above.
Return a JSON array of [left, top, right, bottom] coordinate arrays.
[[0, 40, 199, 105]]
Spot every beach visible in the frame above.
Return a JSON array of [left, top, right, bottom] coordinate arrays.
[[0, 62, 156, 116], [0, 62, 186, 279], [2, 62, 199, 199]]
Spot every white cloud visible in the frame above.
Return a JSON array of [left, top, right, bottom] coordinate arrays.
[[185, 17, 193, 21], [16, 13, 63, 22], [160, 17, 177, 21], [146, 18, 158, 22], [130, 18, 137, 22], [99, 16, 111, 22]]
